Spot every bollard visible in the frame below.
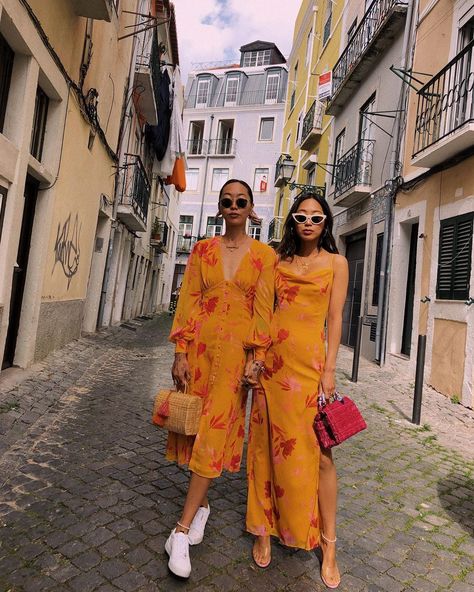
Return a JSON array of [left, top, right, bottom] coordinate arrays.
[[350, 316, 364, 383], [412, 334, 427, 425]]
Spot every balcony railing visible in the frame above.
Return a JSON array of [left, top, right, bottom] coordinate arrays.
[[186, 138, 208, 156], [413, 39, 474, 167], [117, 154, 150, 231], [177, 235, 197, 253], [301, 100, 324, 151], [268, 217, 284, 243], [150, 220, 169, 252], [328, 0, 408, 113], [208, 138, 237, 156], [185, 88, 286, 109], [334, 139, 375, 202]]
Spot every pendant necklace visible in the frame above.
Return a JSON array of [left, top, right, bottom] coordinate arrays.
[[222, 235, 246, 251], [295, 248, 321, 273]]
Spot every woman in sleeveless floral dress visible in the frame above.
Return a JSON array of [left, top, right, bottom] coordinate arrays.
[[246, 192, 348, 589]]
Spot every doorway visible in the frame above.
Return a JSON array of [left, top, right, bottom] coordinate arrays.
[[401, 223, 419, 356], [2, 176, 39, 368], [342, 230, 366, 347]]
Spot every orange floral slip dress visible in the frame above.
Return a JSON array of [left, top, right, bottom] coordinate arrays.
[[168, 237, 276, 479], [246, 256, 335, 550]]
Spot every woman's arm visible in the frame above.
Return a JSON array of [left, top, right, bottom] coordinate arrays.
[[169, 244, 202, 389], [320, 255, 349, 396]]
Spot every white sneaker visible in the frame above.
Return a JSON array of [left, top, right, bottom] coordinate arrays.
[[165, 529, 191, 578], [188, 504, 210, 545]]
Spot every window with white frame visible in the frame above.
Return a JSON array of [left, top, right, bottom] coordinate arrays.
[[296, 111, 304, 145], [211, 168, 229, 191], [248, 222, 261, 241], [259, 117, 274, 141], [179, 215, 193, 237], [305, 28, 313, 67], [253, 168, 269, 192], [224, 76, 239, 106], [242, 50, 271, 67], [307, 164, 316, 186], [206, 216, 223, 237], [186, 168, 199, 191], [265, 73, 280, 104], [196, 79, 210, 108], [332, 129, 345, 183]]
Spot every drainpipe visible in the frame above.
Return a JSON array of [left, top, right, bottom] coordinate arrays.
[[197, 113, 214, 236], [375, 0, 417, 363]]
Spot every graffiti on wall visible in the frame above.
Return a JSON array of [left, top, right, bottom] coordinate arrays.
[[53, 213, 81, 289]]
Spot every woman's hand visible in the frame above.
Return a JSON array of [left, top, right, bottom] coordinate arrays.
[[172, 353, 190, 391], [319, 368, 336, 398], [241, 360, 264, 389]]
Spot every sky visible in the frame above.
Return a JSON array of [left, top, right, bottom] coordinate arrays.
[[172, 0, 301, 80]]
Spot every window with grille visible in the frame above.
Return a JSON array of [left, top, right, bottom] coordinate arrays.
[[265, 73, 280, 104], [0, 33, 14, 134], [30, 87, 49, 161], [436, 213, 473, 300], [259, 117, 274, 141]]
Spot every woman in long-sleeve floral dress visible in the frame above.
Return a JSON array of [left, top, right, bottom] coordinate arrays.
[[164, 179, 276, 578]]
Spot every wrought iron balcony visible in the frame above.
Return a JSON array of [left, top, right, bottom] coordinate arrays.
[[334, 139, 375, 206], [177, 235, 197, 253], [301, 100, 324, 151], [268, 217, 284, 244], [413, 39, 474, 168], [186, 138, 208, 156], [134, 29, 160, 124], [150, 220, 169, 253], [327, 0, 408, 114], [208, 138, 237, 156], [69, 0, 113, 20], [117, 154, 150, 232]]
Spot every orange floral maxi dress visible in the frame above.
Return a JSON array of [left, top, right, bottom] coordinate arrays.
[[168, 237, 275, 479], [246, 258, 334, 550]]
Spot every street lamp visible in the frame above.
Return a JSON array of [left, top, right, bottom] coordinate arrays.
[[278, 154, 326, 199]]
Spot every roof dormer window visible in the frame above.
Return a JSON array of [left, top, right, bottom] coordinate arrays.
[[242, 49, 271, 67]]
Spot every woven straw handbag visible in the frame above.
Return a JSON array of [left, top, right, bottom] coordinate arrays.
[[152, 386, 202, 436]]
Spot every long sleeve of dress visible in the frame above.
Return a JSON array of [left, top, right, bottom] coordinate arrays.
[[244, 248, 276, 361], [169, 245, 202, 353]]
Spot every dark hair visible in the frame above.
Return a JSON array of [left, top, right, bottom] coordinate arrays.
[[218, 178, 254, 205], [277, 192, 338, 259]]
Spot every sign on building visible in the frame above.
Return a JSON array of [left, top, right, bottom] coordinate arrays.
[[318, 71, 332, 100]]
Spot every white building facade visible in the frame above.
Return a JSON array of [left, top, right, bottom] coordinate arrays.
[[172, 41, 288, 290]]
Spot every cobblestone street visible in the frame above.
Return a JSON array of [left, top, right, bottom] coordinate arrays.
[[0, 315, 473, 592]]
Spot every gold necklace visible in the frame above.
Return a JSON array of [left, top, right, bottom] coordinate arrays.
[[222, 235, 247, 251], [294, 249, 321, 273]]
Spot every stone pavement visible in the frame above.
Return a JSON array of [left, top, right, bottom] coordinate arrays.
[[0, 315, 473, 592]]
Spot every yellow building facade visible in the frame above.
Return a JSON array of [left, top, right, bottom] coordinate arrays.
[[270, 0, 343, 240], [0, 0, 181, 370]]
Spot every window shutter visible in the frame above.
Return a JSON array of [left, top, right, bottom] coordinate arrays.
[[436, 213, 473, 300], [453, 216, 473, 300]]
